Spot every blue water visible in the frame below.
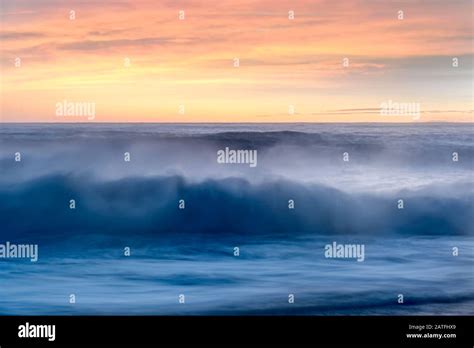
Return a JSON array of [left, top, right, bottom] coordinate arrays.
[[0, 123, 473, 315]]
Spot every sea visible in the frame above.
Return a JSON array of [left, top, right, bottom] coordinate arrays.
[[0, 123, 472, 315]]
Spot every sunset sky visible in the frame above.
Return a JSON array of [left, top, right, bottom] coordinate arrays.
[[0, 0, 472, 122]]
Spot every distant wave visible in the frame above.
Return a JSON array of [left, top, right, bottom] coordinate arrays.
[[1, 125, 473, 193]]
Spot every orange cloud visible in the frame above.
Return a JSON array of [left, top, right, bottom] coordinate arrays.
[[1, 0, 472, 122]]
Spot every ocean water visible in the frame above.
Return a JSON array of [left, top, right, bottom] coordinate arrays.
[[0, 123, 472, 315]]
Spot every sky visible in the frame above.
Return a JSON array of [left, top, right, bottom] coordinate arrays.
[[0, 0, 472, 123]]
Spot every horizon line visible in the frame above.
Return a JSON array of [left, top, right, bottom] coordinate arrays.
[[1, 121, 473, 125]]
